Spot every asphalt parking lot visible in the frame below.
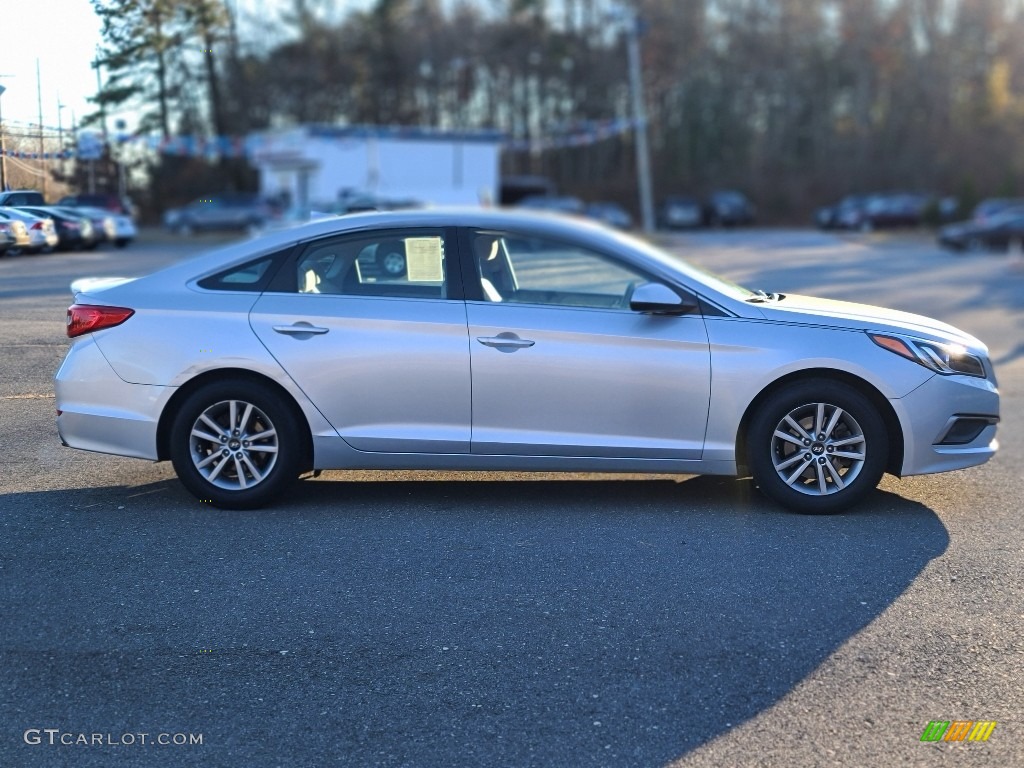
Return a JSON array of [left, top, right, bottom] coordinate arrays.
[[1, 228, 1021, 767]]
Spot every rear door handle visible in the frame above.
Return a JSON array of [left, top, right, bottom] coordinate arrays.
[[273, 323, 329, 335], [476, 334, 535, 350]]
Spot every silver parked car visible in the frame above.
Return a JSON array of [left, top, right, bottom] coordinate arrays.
[[0, 207, 59, 253], [56, 209, 999, 512]]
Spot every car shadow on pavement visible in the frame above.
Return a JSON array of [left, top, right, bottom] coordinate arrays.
[[1, 477, 946, 768]]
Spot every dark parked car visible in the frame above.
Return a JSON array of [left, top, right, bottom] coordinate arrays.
[[970, 198, 1024, 222], [657, 195, 704, 229], [704, 190, 755, 227], [516, 195, 586, 215], [163, 194, 272, 234], [815, 195, 866, 229], [16, 206, 96, 251], [584, 201, 633, 230], [0, 222, 13, 256], [0, 190, 45, 207], [938, 211, 1024, 252], [833, 193, 928, 231]]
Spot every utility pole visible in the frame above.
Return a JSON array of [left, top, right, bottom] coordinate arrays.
[[93, 46, 109, 146], [0, 83, 7, 191], [56, 95, 66, 179], [37, 59, 48, 199], [625, 9, 655, 233]]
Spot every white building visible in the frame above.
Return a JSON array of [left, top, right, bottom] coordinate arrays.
[[250, 125, 503, 210]]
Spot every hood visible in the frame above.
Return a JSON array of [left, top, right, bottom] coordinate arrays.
[[754, 293, 986, 350]]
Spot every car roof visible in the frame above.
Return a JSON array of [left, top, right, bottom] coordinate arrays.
[[0, 207, 46, 220], [133, 207, 667, 286]]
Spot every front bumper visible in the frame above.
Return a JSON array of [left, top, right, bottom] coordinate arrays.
[[893, 371, 999, 476]]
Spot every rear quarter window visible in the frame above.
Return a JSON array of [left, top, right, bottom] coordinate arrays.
[[196, 247, 293, 292]]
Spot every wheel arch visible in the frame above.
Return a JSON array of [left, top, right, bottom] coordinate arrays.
[[156, 368, 313, 470], [735, 368, 904, 477]]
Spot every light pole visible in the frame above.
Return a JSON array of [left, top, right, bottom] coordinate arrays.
[[57, 97, 66, 178], [624, 9, 655, 233], [0, 84, 7, 191]]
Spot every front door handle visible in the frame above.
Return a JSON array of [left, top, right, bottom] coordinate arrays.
[[476, 334, 535, 350], [273, 323, 329, 336]]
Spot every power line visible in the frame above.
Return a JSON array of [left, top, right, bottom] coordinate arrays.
[[2, 153, 48, 176]]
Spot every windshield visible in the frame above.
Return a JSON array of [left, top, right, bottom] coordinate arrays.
[[609, 229, 755, 300]]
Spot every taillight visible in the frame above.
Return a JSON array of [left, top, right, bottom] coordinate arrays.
[[31, 221, 43, 230], [66, 304, 134, 338]]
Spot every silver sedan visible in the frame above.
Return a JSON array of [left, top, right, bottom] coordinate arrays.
[[55, 209, 999, 513]]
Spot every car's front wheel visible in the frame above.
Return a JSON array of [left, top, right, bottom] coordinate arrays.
[[748, 380, 888, 514], [169, 380, 304, 509]]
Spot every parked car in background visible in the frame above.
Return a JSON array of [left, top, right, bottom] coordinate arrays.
[[657, 195, 704, 229], [515, 195, 586, 215], [0, 190, 45, 207], [46, 207, 111, 249], [72, 206, 134, 248], [821, 192, 956, 230], [0, 223, 13, 256], [938, 211, 1024, 252], [815, 195, 865, 229], [163, 194, 272, 235], [0, 208, 59, 253], [704, 190, 755, 227], [16, 206, 95, 251], [970, 197, 1024, 222], [584, 201, 633, 230], [0, 217, 31, 255], [833, 193, 928, 231], [58, 193, 136, 218]]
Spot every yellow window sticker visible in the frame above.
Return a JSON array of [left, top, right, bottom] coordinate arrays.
[[404, 237, 445, 282]]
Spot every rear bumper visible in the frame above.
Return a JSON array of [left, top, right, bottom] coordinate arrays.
[[55, 336, 172, 461], [893, 372, 999, 476]]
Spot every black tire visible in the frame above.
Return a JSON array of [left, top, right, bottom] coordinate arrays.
[[748, 379, 888, 514], [169, 379, 304, 510]]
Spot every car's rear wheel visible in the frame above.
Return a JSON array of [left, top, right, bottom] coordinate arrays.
[[169, 380, 303, 509], [748, 380, 888, 514]]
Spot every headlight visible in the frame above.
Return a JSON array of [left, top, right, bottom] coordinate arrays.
[[869, 333, 987, 378]]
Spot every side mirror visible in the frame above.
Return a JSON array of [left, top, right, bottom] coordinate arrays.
[[629, 282, 697, 315]]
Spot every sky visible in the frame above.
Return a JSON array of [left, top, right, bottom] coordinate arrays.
[[0, 0, 376, 138], [0, 0, 105, 134]]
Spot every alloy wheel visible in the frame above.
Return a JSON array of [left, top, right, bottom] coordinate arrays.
[[188, 399, 279, 491], [769, 401, 866, 496]]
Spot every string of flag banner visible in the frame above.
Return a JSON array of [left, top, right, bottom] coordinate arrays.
[[0, 118, 639, 161]]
